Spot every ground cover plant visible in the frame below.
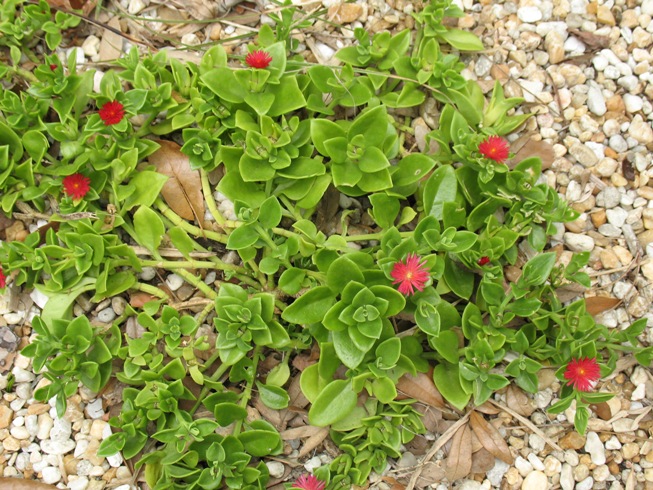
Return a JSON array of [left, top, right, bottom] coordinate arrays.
[[1, 0, 652, 488]]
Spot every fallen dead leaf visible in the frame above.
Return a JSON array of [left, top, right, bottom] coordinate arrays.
[[0, 479, 59, 490], [298, 426, 330, 458], [98, 16, 123, 62], [470, 447, 496, 474], [469, 411, 513, 464], [129, 291, 159, 308], [444, 423, 472, 482], [506, 385, 535, 417], [568, 29, 611, 50], [507, 134, 555, 171], [381, 476, 406, 490], [585, 296, 621, 316], [474, 401, 501, 415], [45, 0, 96, 15], [149, 140, 206, 223], [396, 372, 446, 409]]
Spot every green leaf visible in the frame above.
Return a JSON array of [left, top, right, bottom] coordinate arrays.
[[227, 223, 259, 250], [281, 286, 337, 324], [326, 257, 364, 293], [121, 171, 169, 211], [168, 227, 196, 259], [520, 252, 557, 287], [423, 165, 457, 220], [133, 206, 165, 253], [308, 379, 358, 426], [369, 193, 400, 229], [258, 196, 282, 229], [432, 363, 470, 411], [438, 28, 484, 51], [257, 382, 290, 410]]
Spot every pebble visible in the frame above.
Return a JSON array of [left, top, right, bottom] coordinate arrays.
[[84, 399, 104, 420], [41, 466, 62, 484], [518, 6, 543, 22], [596, 187, 622, 208], [486, 459, 510, 487], [68, 477, 90, 490], [139, 267, 157, 281], [0, 405, 13, 429], [40, 439, 76, 455], [593, 464, 611, 482], [563, 232, 595, 252], [529, 433, 546, 453], [97, 307, 116, 323], [515, 456, 533, 477], [569, 143, 598, 167], [521, 470, 548, 490], [165, 273, 184, 291], [628, 115, 653, 144], [587, 86, 606, 116], [576, 477, 594, 490], [266, 461, 284, 478], [585, 432, 606, 465]]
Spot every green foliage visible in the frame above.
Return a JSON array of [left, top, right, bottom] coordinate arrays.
[[1, 0, 648, 487]]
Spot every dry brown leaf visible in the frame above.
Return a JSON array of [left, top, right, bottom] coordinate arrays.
[[0, 479, 59, 490], [253, 396, 283, 429], [381, 476, 406, 490], [149, 140, 205, 223], [416, 462, 446, 488], [555, 283, 587, 303], [280, 425, 324, 440], [45, 0, 96, 14], [469, 411, 513, 464], [315, 185, 341, 234], [444, 423, 472, 482], [506, 385, 535, 417], [129, 291, 159, 308], [298, 426, 330, 458], [396, 372, 445, 409], [507, 135, 555, 171], [585, 296, 621, 316], [568, 29, 611, 50], [98, 16, 123, 62], [470, 447, 496, 474], [474, 402, 501, 415]]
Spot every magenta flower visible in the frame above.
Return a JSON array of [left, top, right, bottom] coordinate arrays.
[[564, 357, 601, 392], [390, 254, 430, 296]]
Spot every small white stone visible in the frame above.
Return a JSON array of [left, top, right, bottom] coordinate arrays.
[[560, 463, 574, 490], [609, 135, 628, 153], [623, 94, 644, 113], [165, 273, 184, 291], [10, 426, 31, 440], [181, 33, 200, 46], [303, 456, 322, 473], [527, 454, 545, 471], [139, 267, 157, 281], [563, 233, 595, 252], [592, 54, 609, 71], [518, 6, 543, 22], [521, 470, 548, 490], [265, 461, 285, 478], [97, 307, 116, 323], [85, 399, 105, 420], [585, 431, 606, 465], [81, 35, 100, 58], [30, 289, 50, 309], [487, 459, 510, 487], [529, 433, 546, 453], [107, 452, 123, 467], [42, 466, 62, 484], [587, 86, 606, 116], [605, 435, 622, 450], [68, 476, 90, 490], [40, 439, 76, 455], [12, 367, 35, 383], [576, 477, 595, 490], [642, 0, 653, 16], [606, 208, 628, 228], [315, 42, 335, 61], [50, 417, 72, 441], [631, 383, 646, 401], [128, 0, 147, 14]]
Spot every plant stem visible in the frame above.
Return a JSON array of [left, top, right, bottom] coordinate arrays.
[[200, 169, 227, 227], [190, 360, 231, 415], [233, 346, 261, 435], [155, 199, 228, 244], [132, 282, 170, 300]]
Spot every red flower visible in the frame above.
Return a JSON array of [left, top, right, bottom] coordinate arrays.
[[0, 267, 6, 289], [478, 136, 510, 163], [50, 64, 58, 70], [391, 253, 430, 296], [291, 474, 325, 490], [477, 256, 490, 266], [564, 357, 601, 392], [98, 100, 125, 126], [62, 173, 91, 200], [245, 50, 273, 69]]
